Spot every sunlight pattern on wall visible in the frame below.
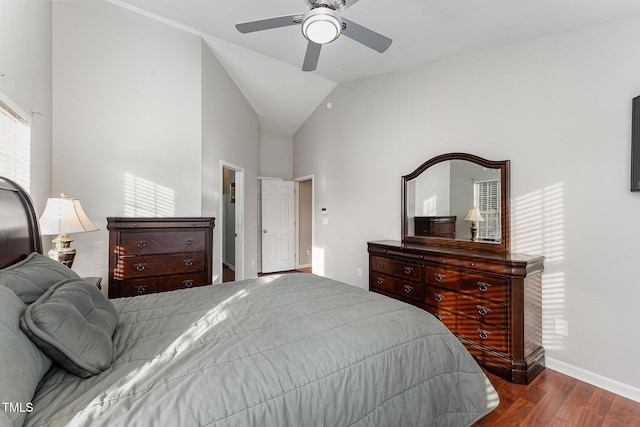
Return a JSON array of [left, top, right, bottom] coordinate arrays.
[[313, 246, 325, 276], [123, 173, 175, 216], [422, 195, 437, 216], [512, 183, 565, 351]]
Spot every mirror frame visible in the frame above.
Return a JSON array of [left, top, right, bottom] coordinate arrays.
[[402, 153, 511, 253]]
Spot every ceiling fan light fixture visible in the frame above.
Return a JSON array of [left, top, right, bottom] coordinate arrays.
[[302, 7, 342, 44]]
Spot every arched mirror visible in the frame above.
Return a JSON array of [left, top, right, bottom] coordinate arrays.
[[402, 153, 510, 253]]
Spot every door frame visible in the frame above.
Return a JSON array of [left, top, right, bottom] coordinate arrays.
[[220, 161, 244, 281], [294, 175, 314, 271]]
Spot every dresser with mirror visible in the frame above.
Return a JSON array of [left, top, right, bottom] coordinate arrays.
[[368, 153, 545, 384]]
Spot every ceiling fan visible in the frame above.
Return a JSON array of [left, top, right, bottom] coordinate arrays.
[[235, 0, 392, 72]]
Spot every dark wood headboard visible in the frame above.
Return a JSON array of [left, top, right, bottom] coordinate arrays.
[[0, 177, 42, 268]]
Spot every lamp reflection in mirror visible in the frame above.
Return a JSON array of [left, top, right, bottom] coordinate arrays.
[[39, 194, 98, 268], [464, 207, 484, 242]]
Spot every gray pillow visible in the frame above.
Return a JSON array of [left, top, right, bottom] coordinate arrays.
[[20, 278, 119, 378], [0, 252, 81, 304], [0, 285, 52, 427]]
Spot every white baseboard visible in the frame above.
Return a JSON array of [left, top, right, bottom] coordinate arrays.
[[297, 263, 312, 269], [546, 357, 640, 403]]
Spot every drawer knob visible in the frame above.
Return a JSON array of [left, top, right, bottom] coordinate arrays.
[[477, 282, 491, 292], [403, 284, 413, 294], [136, 240, 147, 248], [478, 329, 491, 340], [377, 277, 385, 285], [183, 280, 194, 288], [183, 259, 194, 267], [434, 272, 444, 282], [378, 262, 384, 268], [434, 293, 444, 303], [477, 305, 491, 316], [184, 239, 194, 246], [134, 285, 148, 294], [134, 263, 147, 271], [404, 266, 414, 275]]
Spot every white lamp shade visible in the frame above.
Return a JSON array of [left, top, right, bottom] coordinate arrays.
[[39, 197, 99, 236], [464, 207, 485, 222]]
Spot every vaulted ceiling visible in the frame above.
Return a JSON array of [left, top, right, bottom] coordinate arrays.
[[111, 0, 640, 135]]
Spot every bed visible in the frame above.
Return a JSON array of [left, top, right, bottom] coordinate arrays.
[[0, 176, 498, 427]]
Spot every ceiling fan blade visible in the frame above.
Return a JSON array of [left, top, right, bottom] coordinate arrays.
[[236, 14, 301, 34], [338, 0, 361, 11], [341, 18, 392, 53], [302, 42, 322, 72]]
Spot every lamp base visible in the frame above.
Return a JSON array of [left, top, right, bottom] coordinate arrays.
[[48, 234, 76, 268], [470, 222, 479, 242]]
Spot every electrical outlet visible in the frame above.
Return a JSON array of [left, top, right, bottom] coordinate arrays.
[[554, 319, 569, 337], [306, 249, 311, 256], [356, 268, 362, 277]]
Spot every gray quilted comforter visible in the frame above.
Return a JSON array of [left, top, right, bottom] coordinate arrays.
[[25, 273, 498, 426]]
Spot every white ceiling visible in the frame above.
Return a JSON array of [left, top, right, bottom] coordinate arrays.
[[111, 0, 640, 135]]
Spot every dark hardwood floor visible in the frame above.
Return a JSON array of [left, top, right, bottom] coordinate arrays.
[[222, 264, 234, 283], [224, 267, 312, 283], [475, 368, 640, 426], [258, 267, 312, 277]]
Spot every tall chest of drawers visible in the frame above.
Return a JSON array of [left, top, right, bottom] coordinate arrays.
[[107, 217, 215, 298], [368, 240, 544, 384], [414, 216, 456, 239]]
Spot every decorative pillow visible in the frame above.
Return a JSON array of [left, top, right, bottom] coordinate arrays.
[[0, 285, 52, 427], [20, 278, 119, 378], [0, 252, 81, 304]]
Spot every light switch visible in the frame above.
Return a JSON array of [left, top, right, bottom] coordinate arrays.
[[322, 218, 329, 225]]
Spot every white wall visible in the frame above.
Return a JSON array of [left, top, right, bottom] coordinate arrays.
[[201, 40, 259, 281], [51, 2, 260, 286], [0, 1, 52, 214], [258, 129, 293, 179], [294, 17, 640, 399]]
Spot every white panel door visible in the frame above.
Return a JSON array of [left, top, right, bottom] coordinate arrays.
[[261, 180, 295, 273]]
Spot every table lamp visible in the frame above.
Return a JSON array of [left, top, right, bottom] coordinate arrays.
[[464, 207, 484, 242], [39, 194, 98, 268]]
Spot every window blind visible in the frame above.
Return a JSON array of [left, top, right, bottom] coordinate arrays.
[[0, 99, 31, 191], [474, 179, 501, 241]]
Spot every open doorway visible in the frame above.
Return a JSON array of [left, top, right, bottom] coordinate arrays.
[[221, 162, 245, 283], [295, 176, 313, 273]]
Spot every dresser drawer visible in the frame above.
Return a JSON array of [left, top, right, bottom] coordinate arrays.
[[370, 272, 422, 302], [371, 256, 422, 282], [457, 293, 507, 327], [426, 306, 508, 353], [415, 221, 455, 237], [424, 286, 507, 328], [424, 266, 462, 287], [459, 273, 507, 302], [116, 272, 208, 297], [119, 231, 206, 255], [431, 222, 455, 237], [425, 266, 507, 302], [117, 251, 205, 279], [456, 317, 508, 354], [371, 287, 423, 309], [424, 286, 458, 312]]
